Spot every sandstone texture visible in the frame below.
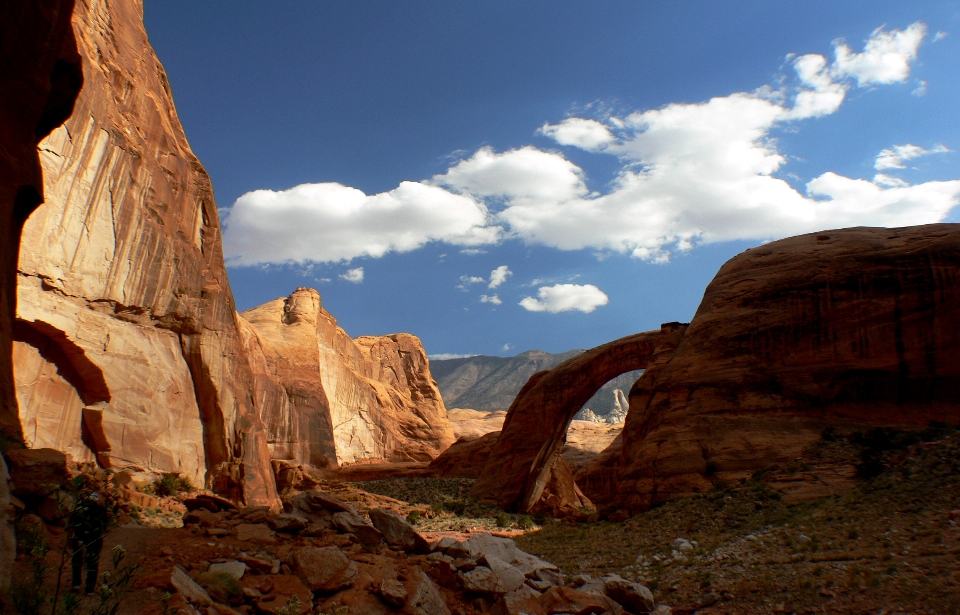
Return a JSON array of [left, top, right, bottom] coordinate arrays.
[[471, 324, 685, 513], [241, 287, 455, 465], [0, 0, 82, 599], [475, 224, 960, 516], [12, 0, 278, 507], [615, 225, 960, 512]]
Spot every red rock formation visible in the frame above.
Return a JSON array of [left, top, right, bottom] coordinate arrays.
[[615, 225, 960, 513], [470, 324, 685, 512], [475, 224, 960, 516], [241, 288, 455, 465], [428, 432, 500, 479], [13, 0, 278, 508], [0, 0, 82, 597]]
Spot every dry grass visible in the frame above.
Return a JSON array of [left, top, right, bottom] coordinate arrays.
[[513, 431, 960, 614]]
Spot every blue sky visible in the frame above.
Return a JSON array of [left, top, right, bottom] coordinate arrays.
[[144, 1, 960, 358]]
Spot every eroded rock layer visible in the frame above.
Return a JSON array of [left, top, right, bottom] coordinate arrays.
[[615, 225, 960, 513], [13, 0, 278, 507], [241, 288, 455, 465]]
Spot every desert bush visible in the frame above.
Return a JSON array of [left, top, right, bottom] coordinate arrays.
[[406, 510, 422, 525], [495, 513, 512, 528], [153, 473, 194, 497], [516, 514, 534, 529], [197, 570, 242, 604]]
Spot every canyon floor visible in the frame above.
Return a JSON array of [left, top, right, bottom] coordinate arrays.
[[11, 427, 959, 615]]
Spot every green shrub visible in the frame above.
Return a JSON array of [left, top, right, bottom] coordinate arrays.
[[496, 513, 512, 528], [516, 514, 534, 530], [406, 510, 422, 525], [154, 473, 194, 497], [196, 570, 242, 604]]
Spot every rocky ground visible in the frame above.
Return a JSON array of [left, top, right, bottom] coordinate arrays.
[[516, 429, 960, 614], [10, 427, 958, 615]]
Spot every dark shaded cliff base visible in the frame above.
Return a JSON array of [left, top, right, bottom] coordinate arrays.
[[517, 429, 960, 614]]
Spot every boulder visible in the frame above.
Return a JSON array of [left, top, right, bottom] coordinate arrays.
[[170, 566, 213, 607], [307, 490, 358, 515], [369, 507, 430, 553], [492, 585, 547, 615], [290, 546, 358, 592], [4, 447, 68, 497], [539, 585, 621, 615], [459, 566, 504, 595], [331, 511, 383, 546], [410, 569, 451, 615], [269, 514, 307, 533], [603, 577, 655, 614], [208, 561, 247, 580], [378, 578, 408, 608]]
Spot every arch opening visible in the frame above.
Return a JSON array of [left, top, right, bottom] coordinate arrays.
[[13, 319, 112, 466], [470, 323, 687, 513]]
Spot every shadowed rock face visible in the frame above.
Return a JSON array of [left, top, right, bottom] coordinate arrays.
[[241, 288, 456, 465], [12, 0, 278, 507], [474, 224, 960, 516], [0, 0, 82, 599], [470, 325, 686, 512], [615, 225, 960, 513]]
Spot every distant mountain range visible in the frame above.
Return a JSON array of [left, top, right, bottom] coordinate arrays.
[[430, 350, 643, 419]]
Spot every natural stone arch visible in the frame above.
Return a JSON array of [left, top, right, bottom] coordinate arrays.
[[470, 323, 687, 512], [14, 319, 113, 465]]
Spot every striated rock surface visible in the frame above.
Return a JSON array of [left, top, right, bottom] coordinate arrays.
[[12, 0, 278, 507], [615, 225, 960, 513], [241, 288, 455, 464], [0, 0, 83, 599]]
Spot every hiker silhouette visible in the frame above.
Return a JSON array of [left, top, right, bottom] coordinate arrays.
[[69, 490, 109, 594]]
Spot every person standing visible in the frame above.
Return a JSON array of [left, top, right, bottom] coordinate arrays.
[[69, 491, 109, 594]]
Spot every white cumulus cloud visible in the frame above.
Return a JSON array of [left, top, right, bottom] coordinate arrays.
[[538, 118, 614, 151], [488, 265, 512, 288], [224, 22, 959, 269], [832, 22, 926, 86], [875, 144, 951, 170], [519, 284, 609, 313], [340, 267, 364, 283], [480, 294, 502, 305], [223, 181, 500, 265]]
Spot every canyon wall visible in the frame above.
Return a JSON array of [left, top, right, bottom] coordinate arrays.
[[241, 288, 455, 465], [0, 0, 82, 598], [474, 224, 960, 515], [12, 0, 278, 507], [614, 224, 960, 513]]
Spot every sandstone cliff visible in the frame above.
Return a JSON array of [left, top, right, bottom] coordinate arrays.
[[241, 288, 455, 465], [12, 0, 278, 507], [473, 224, 960, 516], [613, 224, 960, 513], [0, 0, 82, 598]]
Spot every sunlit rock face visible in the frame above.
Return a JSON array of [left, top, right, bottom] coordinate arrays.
[[13, 0, 278, 508], [241, 288, 456, 465]]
